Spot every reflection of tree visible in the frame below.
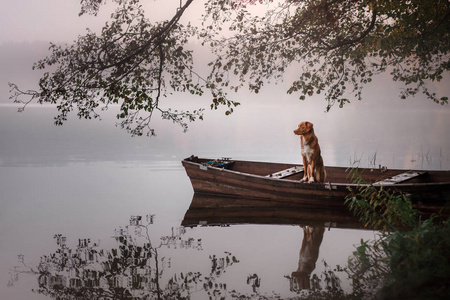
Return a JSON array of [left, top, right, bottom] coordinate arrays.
[[8, 214, 239, 299]]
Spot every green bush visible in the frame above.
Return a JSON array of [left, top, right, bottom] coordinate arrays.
[[345, 172, 450, 299]]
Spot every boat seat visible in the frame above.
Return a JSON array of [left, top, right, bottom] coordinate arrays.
[[266, 166, 304, 179], [373, 171, 427, 186]]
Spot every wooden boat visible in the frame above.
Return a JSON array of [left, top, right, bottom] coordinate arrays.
[[182, 156, 450, 212]]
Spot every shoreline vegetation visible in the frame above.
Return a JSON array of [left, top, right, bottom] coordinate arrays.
[[344, 168, 450, 299]]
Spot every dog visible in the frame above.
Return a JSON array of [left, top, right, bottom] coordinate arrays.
[[293, 121, 326, 183]]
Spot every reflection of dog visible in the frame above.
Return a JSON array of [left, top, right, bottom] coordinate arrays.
[[293, 121, 326, 183], [292, 226, 325, 290]]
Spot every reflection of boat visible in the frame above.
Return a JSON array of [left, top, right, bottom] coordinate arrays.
[[182, 194, 367, 229], [182, 156, 450, 213], [181, 194, 331, 290]]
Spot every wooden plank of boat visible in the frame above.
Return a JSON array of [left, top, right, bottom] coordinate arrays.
[[265, 166, 304, 179], [373, 171, 427, 186]]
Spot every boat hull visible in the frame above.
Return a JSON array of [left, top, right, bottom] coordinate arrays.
[[182, 157, 450, 212]]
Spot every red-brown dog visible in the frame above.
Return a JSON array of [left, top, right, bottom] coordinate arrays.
[[293, 121, 326, 183]]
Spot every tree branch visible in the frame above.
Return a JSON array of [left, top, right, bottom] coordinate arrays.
[[100, 0, 194, 71], [324, 7, 378, 51]]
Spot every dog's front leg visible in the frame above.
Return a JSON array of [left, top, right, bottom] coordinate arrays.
[[307, 162, 315, 183], [300, 156, 309, 182]]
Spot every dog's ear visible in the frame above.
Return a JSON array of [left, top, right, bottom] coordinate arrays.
[[305, 121, 314, 132]]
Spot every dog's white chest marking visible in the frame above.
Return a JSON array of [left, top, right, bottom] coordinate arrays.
[[302, 143, 314, 162]]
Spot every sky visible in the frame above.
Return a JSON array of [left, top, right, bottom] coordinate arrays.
[[0, 0, 193, 44], [2, 0, 103, 44]]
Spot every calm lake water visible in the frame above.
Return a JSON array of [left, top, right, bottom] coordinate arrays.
[[1, 92, 449, 299]]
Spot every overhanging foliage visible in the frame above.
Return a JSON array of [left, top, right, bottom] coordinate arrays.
[[9, 0, 450, 136]]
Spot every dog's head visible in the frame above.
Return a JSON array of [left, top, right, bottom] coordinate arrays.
[[293, 121, 314, 136]]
